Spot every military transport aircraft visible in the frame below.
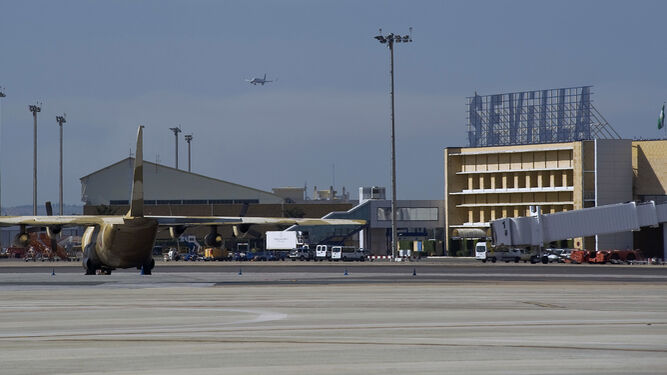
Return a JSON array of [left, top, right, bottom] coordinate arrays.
[[245, 73, 274, 86], [0, 126, 365, 275]]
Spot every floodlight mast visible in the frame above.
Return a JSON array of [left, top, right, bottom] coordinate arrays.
[[374, 27, 412, 261], [56, 114, 66, 215], [0, 87, 5, 216], [29, 103, 41, 216], [169, 126, 182, 169], [184, 134, 193, 172]]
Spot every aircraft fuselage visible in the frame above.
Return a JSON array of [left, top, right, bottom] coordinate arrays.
[[82, 217, 158, 272]]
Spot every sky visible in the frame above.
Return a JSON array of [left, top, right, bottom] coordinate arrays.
[[1, 0, 666, 207]]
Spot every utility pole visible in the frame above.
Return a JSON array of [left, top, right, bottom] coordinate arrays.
[[0, 87, 5, 216], [169, 126, 182, 169], [56, 114, 66, 215], [374, 27, 412, 260], [29, 103, 41, 216], [184, 134, 193, 172]]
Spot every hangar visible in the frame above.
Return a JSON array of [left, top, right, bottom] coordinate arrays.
[[81, 157, 284, 209]]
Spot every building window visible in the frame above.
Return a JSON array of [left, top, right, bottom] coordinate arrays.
[[376, 207, 438, 221], [183, 200, 207, 204]]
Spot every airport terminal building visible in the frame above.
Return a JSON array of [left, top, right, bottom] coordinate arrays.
[[445, 86, 667, 257]]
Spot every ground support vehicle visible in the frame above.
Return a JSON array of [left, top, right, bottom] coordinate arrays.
[[232, 251, 254, 261], [288, 246, 313, 261], [568, 249, 642, 264], [331, 246, 367, 261], [315, 245, 331, 261], [163, 248, 181, 261], [203, 247, 230, 261], [251, 250, 285, 261], [475, 242, 523, 263]]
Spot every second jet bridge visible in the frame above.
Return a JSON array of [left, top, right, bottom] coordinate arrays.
[[491, 201, 667, 254]]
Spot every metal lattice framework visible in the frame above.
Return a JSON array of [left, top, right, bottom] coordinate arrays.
[[466, 86, 620, 147]]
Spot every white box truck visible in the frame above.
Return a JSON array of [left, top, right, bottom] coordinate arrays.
[[266, 231, 298, 250]]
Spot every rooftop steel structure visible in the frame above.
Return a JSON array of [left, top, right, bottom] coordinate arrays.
[[466, 86, 620, 147]]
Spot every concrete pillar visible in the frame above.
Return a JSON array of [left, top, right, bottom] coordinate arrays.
[[525, 173, 531, 188], [479, 175, 485, 190], [550, 171, 556, 187], [562, 171, 568, 187], [468, 175, 474, 190], [502, 173, 508, 189]]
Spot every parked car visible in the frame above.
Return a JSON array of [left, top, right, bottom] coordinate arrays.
[[545, 248, 564, 263], [518, 249, 536, 263], [182, 253, 200, 261], [252, 251, 276, 261], [232, 252, 254, 261]]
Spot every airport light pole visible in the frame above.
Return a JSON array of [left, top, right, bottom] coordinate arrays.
[[374, 28, 412, 260], [169, 126, 182, 169], [0, 88, 5, 216], [56, 114, 66, 215], [184, 134, 193, 172], [29, 103, 41, 216]]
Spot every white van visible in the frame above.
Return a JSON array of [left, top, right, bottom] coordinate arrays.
[[475, 242, 523, 263], [475, 242, 489, 261], [331, 246, 366, 261], [315, 245, 331, 261]]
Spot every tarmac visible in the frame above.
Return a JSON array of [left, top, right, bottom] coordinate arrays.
[[0, 262, 666, 374]]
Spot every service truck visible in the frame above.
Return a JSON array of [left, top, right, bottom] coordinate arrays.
[[475, 241, 524, 263], [266, 231, 298, 250], [331, 246, 367, 261]]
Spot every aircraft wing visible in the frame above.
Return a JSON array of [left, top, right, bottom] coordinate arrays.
[[149, 216, 365, 227], [0, 215, 125, 227]]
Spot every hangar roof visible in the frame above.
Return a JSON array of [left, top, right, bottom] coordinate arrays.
[[80, 158, 283, 205]]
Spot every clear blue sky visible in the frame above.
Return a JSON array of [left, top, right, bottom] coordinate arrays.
[[1, 0, 665, 207]]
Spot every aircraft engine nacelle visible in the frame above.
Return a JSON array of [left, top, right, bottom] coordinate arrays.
[[204, 232, 223, 247], [169, 225, 186, 240], [14, 232, 30, 248], [233, 224, 251, 238]]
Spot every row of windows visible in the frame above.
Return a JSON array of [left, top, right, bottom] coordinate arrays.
[[108, 199, 260, 205], [376, 207, 439, 221]]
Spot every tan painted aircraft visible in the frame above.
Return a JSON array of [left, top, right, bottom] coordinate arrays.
[[0, 126, 366, 274]]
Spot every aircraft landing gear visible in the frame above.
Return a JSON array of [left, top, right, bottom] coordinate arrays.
[[141, 258, 155, 275], [82, 249, 97, 275]]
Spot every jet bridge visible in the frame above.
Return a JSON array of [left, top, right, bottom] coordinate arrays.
[[491, 201, 667, 256]]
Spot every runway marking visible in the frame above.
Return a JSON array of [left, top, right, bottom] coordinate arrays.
[[1, 320, 664, 340], [0, 307, 287, 339], [24, 337, 667, 354], [520, 301, 567, 309]]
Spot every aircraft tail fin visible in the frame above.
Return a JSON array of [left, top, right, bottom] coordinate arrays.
[[128, 126, 144, 218], [263, 73, 266, 80]]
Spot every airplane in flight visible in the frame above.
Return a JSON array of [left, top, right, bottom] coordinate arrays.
[[0, 126, 365, 275], [246, 73, 274, 86]]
